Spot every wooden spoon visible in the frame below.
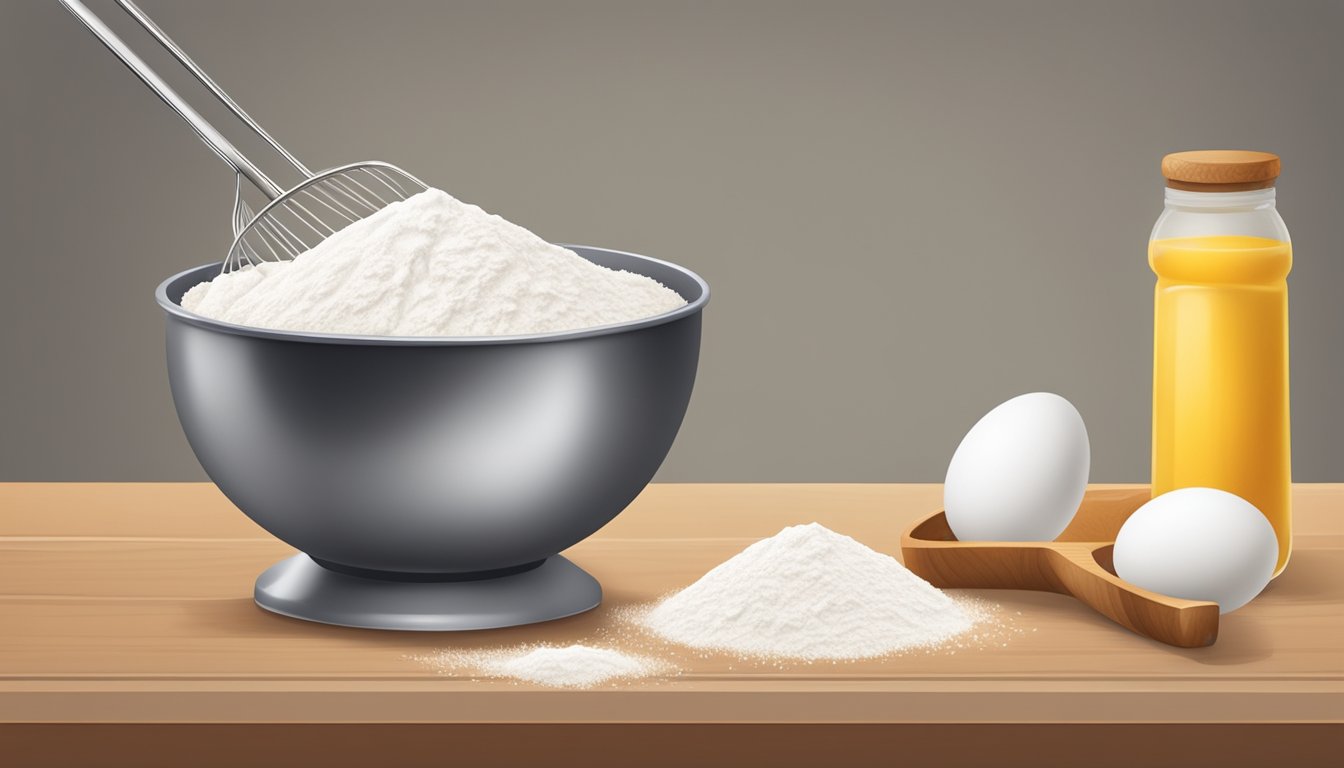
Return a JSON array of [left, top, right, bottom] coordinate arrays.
[[900, 488, 1219, 648]]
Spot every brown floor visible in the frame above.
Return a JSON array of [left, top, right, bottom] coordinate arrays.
[[6, 723, 1343, 768]]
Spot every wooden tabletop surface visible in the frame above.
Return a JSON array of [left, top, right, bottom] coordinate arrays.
[[2, 483, 1341, 767]]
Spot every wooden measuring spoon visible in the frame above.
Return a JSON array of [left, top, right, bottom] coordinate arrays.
[[900, 488, 1219, 648]]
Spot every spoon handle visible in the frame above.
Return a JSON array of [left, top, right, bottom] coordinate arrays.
[[1046, 544, 1219, 648]]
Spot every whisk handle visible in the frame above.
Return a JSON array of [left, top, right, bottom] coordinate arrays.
[[55, 0, 285, 199], [114, 0, 313, 180]]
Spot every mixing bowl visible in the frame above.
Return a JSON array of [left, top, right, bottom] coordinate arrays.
[[155, 245, 708, 630]]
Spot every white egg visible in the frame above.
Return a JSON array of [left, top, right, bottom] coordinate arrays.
[[1113, 488, 1276, 614], [943, 392, 1090, 541]]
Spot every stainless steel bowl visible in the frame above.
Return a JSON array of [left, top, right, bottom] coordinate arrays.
[[155, 245, 707, 630]]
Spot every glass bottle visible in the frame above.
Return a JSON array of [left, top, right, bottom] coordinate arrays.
[[1150, 150, 1292, 576]]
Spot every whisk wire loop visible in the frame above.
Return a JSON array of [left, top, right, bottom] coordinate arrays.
[[224, 162, 428, 273]]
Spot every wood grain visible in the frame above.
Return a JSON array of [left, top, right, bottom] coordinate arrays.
[[1, 483, 1341, 765]]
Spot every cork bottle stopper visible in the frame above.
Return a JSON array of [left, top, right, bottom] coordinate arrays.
[[1161, 150, 1280, 192]]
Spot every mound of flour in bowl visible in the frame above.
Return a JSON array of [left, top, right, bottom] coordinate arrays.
[[180, 188, 686, 336], [642, 523, 972, 659]]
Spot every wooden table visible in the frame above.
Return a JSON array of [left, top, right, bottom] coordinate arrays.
[[2, 483, 1340, 767]]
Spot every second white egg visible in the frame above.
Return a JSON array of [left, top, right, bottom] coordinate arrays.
[[1112, 487, 1277, 614]]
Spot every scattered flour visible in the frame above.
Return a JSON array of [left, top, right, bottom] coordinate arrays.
[[642, 523, 973, 660], [428, 644, 662, 688], [181, 188, 686, 337]]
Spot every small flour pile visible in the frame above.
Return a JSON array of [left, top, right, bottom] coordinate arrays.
[[642, 523, 972, 659], [181, 188, 686, 336], [477, 645, 659, 688]]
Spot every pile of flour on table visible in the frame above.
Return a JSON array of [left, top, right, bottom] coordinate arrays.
[[479, 644, 660, 688], [181, 188, 686, 336], [642, 523, 973, 660], [419, 644, 664, 689]]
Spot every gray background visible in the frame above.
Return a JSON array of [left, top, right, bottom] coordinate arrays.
[[2, 0, 1340, 482]]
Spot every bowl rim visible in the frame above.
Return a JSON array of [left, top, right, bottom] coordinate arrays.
[[155, 244, 709, 347]]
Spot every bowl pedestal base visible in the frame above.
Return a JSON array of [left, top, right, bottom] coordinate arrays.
[[253, 554, 601, 631]]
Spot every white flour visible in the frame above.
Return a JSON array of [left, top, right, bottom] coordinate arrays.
[[181, 188, 686, 336], [642, 523, 973, 659], [478, 644, 659, 688]]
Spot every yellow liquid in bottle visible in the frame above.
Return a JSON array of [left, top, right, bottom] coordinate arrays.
[[1150, 235, 1292, 576]]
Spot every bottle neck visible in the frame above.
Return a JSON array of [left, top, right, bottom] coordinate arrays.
[[1164, 186, 1277, 212]]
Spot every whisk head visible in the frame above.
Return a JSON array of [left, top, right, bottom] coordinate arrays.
[[225, 161, 428, 274]]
